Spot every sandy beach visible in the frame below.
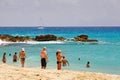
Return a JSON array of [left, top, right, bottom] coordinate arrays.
[[0, 64, 120, 80]]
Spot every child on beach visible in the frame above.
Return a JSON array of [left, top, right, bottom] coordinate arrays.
[[62, 56, 69, 66], [2, 52, 6, 63], [19, 48, 26, 67]]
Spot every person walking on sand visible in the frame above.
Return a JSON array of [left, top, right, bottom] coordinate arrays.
[[56, 50, 63, 70], [2, 52, 6, 63], [19, 48, 26, 67], [40, 47, 48, 69], [13, 52, 18, 62], [62, 56, 69, 66]]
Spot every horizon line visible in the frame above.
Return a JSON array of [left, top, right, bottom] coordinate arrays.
[[0, 25, 120, 27]]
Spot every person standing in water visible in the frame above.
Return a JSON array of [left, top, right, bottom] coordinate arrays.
[[78, 57, 80, 61], [2, 52, 6, 63], [56, 50, 63, 70], [62, 56, 69, 66], [40, 47, 48, 69], [13, 52, 18, 62], [86, 61, 90, 68], [19, 48, 26, 67]]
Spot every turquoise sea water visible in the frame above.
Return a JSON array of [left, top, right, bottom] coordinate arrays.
[[0, 27, 120, 75]]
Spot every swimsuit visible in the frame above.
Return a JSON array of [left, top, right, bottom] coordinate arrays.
[[57, 61, 61, 64], [21, 58, 25, 61], [13, 59, 17, 62], [41, 58, 47, 67]]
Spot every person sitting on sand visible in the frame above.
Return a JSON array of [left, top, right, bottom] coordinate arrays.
[[86, 61, 90, 68], [2, 52, 6, 63], [19, 48, 26, 67], [62, 56, 69, 66], [56, 50, 63, 70], [40, 47, 48, 69], [13, 52, 18, 62]]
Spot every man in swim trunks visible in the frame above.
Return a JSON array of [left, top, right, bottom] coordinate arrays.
[[40, 47, 48, 69], [19, 48, 26, 67], [56, 50, 63, 70]]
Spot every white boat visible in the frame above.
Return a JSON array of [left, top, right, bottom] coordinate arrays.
[[38, 26, 44, 29]]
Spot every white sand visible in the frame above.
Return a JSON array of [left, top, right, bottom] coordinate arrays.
[[0, 64, 120, 80]]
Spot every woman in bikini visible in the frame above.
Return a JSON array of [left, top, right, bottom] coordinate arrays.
[[19, 48, 26, 67], [56, 50, 63, 70]]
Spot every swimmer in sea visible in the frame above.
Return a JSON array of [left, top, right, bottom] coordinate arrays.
[[86, 61, 90, 68]]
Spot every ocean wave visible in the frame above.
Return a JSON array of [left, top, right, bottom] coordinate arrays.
[[0, 39, 28, 46], [26, 41, 65, 44], [77, 40, 114, 45], [0, 39, 12, 45], [97, 41, 110, 44], [92, 41, 120, 45], [1, 39, 120, 46], [98, 41, 120, 45], [0, 39, 65, 45], [72, 41, 110, 45]]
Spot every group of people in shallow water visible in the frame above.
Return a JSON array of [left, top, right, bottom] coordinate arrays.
[[2, 47, 90, 70], [2, 48, 26, 67], [40, 47, 69, 70], [2, 52, 18, 63]]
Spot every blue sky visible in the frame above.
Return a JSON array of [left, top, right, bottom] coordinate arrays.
[[0, 0, 120, 26]]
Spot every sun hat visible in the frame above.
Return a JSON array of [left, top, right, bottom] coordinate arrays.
[[43, 47, 46, 49], [57, 49, 61, 53], [43, 47, 46, 50], [21, 48, 25, 51]]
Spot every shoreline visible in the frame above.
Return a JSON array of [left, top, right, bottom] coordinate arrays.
[[0, 64, 120, 80]]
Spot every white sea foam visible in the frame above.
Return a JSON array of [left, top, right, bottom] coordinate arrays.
[[0, 39, 26, 46], [1, 39, 118, 45], [98, 41, 109, 44], [73, 40, 111, 45], [97, 41, 118, 45], [26, 41, 65, 44], [0, 39, 65, 45], [0, 39, 11, 45]]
